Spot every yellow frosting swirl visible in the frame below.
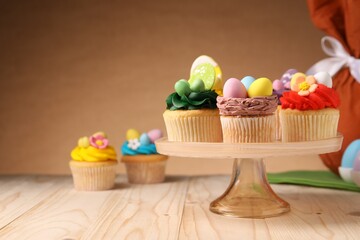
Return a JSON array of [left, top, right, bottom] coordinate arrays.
[[71, 146, 117, 162]]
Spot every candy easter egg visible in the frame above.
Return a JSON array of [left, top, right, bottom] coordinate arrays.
[[126, 128, 140, 140], [314, 72, 332, 88], [290, 72, 306, 91], [280, 69, 298, 88], [148, 129, 163, 143], [341, 139, 360, 168], [272, 79, 284, 91], [352, 150, 360, 171], [339, 139, 360, 183], [190, 79, 205, 92], [240, 76, 255, 90], [248, 77, 273, 97], [175, 79, 191, 96], [351, 151, 360, 187], [78, 136, 90, 148], [140, 133, 151, 145], [339, 167, 353, 183], [223, 78, 247, 98]]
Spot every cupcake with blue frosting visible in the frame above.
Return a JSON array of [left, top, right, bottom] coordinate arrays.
[[121, 128, 168, 184]]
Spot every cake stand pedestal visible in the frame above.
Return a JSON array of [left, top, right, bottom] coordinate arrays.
[[155, 134, 343, 218]]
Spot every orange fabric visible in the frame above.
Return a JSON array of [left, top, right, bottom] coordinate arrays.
[[307, 0, 360, 174]]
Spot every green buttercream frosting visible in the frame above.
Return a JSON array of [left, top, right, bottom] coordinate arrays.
[[166, 90, 218, 110]]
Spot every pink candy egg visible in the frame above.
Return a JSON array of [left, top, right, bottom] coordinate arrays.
[[272, 79, 284, 91], [148, 129, 163, 143], [223, 78, 247, 98]]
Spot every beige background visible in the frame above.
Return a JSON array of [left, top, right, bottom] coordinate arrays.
[[0, 0, 328, 175]]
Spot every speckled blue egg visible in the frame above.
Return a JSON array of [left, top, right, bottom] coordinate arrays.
[[240, 76, 255, 90], [341, 139, 360, 168], [140, 133, 151, 145]]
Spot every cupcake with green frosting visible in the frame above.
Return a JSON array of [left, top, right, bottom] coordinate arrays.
[[163, 55, 223, 142]]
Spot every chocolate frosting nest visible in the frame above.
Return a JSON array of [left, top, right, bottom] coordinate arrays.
[[216, 95, 278, 116]]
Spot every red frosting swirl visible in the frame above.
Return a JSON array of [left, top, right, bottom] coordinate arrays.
[[280, 84, 340, 110]]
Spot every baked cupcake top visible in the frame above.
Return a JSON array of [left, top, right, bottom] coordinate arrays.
[[166, 55, 223, 111], [280, 72, 340, 110], [217, 77, 278, 116], [121, 129, 162, 155], [71, 132, 117, 162]]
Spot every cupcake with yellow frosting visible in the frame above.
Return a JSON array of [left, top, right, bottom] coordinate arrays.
[[70, 132, 117, 191], [121, 128, 168, 184]]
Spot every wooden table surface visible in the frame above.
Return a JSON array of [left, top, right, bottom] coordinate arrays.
[[0, 175, 359, 240]]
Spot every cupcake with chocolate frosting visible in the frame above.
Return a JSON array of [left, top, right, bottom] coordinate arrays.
[[217, 77, 278, 143]]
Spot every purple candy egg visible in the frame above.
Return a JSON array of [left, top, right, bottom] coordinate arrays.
[[284, 82, 291, 89], [280, 69, 298, 89]]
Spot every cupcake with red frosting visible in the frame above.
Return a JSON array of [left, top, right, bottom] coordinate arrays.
[[280, 72, 340, 142], [272, 69, 298, 140]]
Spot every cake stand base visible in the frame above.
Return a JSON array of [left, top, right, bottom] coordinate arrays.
[[209, 158, 290, 218], [155, 135, 343, 218]]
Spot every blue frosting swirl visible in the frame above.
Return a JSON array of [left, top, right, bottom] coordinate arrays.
[[121, 142, 158, 155]]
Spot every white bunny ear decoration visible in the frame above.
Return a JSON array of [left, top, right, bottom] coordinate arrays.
[[306, 36, 360, 84]]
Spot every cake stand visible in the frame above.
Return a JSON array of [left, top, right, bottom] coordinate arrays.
[[155, 134, 343, 218]]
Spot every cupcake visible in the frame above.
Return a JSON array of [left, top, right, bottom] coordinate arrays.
[[163, 55, 223, 142], [280, 71, 340, 142], [217, 77, 278, 143], [272, 69, 298, 140], [70, 132, 118, 191], [121, 128, 168, 184]]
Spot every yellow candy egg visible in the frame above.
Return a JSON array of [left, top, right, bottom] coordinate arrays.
[[126, 128, 140, 140], [78, 136, 90, 148], [290, 72, 306, 91], [247, 77, 273, 97]]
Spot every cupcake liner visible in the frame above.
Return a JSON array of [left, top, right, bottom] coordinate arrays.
[[280, 108, 340, 142], [122, 155, 168, 184], [69, 161, 117, 191], [163, 109, 222, 142], [125, 161, 167, 184], [220, 114, 275, 143], [275, 106, 282, 141]]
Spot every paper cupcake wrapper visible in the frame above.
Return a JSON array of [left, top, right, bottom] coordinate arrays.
[[280, 109, 340, 142], [220, 115, 275, 143], [125, 161, 167, 184], [69, 162, 117, 191], [275, 106, 282, 141], [163, 110, 222, 142]]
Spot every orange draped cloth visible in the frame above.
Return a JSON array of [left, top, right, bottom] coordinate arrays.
[[307, 0, 360, 174]]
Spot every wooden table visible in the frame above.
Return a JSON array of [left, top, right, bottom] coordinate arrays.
[[0, 175, 359, 240]]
